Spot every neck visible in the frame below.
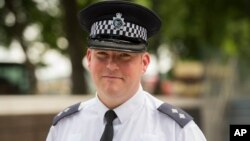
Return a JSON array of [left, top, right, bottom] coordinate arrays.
[[98, 85, 141, 109]]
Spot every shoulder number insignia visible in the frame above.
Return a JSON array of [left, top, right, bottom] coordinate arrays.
[[157, 103, 193, 128], [52, 102, 81, 126]]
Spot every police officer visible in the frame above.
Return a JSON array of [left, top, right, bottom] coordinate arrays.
[[46, 1, 207, 141]]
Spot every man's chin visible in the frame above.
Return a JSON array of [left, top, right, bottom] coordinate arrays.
[[102, 86, 121, 95]]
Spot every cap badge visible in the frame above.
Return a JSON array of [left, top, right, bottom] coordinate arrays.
[[112, 13, 125, 29]]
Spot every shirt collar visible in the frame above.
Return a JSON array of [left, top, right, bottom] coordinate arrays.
[[95, 93, 109, 123], [114, 85, 145, 123], [94, 85, 146, 124]]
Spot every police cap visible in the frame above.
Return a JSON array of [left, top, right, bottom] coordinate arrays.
[[79, 0, 161, 52]]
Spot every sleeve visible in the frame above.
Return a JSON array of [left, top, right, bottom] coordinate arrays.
[[177, 121, 207, 141], [46, 126, 57, 141]]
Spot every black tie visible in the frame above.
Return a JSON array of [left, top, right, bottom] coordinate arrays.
[[100, 110, 117, 141]]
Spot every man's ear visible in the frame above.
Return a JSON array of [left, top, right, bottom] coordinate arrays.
[[142, 52, 150, 73], [86, 49, 92, 68]]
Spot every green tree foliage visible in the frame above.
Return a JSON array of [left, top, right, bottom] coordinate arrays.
[[152, 0, 250, 60], [0, 0, 63, 93], [135, 0, 250, 86], [0, 0, 96, 94]]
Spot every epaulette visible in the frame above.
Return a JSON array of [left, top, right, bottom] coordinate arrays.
[[157, 103, 193, 128], [52, 102, 82, 126]]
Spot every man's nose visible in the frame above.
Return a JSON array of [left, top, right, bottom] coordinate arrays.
[[106, 58, 119, 71]]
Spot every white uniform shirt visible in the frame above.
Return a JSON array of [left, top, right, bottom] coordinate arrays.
[[46, 87, 207, 141]]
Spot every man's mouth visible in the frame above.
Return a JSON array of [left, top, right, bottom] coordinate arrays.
[[102, 75, 123, 80]]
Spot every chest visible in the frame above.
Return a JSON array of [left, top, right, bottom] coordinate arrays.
[[55, 110, 177, 141]]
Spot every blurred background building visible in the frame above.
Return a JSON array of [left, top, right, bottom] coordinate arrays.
[[1, 0, 250, 141]]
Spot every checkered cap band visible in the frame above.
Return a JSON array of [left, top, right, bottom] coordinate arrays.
[[90, 20, 147, 42]]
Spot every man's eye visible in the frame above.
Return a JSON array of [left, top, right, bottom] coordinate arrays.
[[120, 53, 130, 57], [96, 52, 108, 58], [119, 53, 132, 60]]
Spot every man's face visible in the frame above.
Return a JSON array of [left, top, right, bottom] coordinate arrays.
[[87, 48, 150, 98]]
